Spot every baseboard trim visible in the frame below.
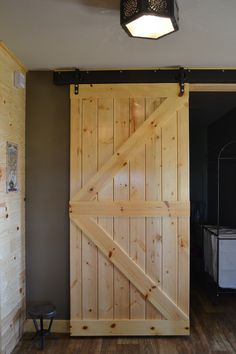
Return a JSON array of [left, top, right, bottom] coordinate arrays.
[[24, 319, 70, 333]]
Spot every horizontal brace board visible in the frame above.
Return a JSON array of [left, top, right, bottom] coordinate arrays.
[[70, 84, 182, 99], [70, 201, 190, 217], [54, 69, 236, 86], [70, 320, 190, 336], [70, 215, 189, 321]]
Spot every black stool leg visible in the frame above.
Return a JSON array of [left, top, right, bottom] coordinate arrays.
[[47, 317, 54, 333], [40, 316, 44, 350], [32, 318, 40, 338]]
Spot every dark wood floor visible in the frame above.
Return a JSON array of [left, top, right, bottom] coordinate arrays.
[[13, 280, 236, 354]]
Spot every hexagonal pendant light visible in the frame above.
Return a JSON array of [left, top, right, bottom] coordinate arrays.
[[120, 0, 179, 39]]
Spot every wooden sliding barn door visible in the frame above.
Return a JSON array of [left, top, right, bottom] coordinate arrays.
[[70, 83, 190, 336]]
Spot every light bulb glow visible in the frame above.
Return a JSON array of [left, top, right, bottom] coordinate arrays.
[[126, 15, 174, 39]]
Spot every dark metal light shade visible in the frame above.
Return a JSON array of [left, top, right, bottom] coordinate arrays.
[[120, 0, 179, 39]]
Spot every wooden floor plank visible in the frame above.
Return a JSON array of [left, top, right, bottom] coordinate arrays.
[[13, 281, 236, 354]]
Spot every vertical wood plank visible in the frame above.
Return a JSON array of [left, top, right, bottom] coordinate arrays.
[[70, 99, 82, 320], [70, 99, 81, 197], [162, 217, 178, 302], [162, 115, 178, 201], [178, 218, 189, 315], [162, 114, 178, 305], [82, 98, 98, 319], [97, 98, 114, 319], [145, 98, 163, 319], [177, 102, 190, 316], [113, 98, 130, 319], [129, 98, 146, 319]]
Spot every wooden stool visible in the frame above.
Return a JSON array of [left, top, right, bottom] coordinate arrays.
[[28, 303, 56, 350]]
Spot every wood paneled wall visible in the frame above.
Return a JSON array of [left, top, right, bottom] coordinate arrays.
[[0, 42, 26, 354]]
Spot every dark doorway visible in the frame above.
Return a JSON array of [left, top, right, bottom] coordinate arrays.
[[190, 92, 236, 280]]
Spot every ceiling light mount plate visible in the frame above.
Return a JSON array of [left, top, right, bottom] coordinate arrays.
[[120, 0, 179, 40]]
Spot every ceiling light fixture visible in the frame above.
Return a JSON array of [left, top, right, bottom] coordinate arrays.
[[120, 0, 179, 40]]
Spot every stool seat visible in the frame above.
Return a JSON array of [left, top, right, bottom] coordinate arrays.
[[28, 303, 56, 319], [28, 303, 56, 350]]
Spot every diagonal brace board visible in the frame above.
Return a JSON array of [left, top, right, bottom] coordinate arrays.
[[70, 214, 188, 321], [72, 96, 188, 202], [70, 201, 190, 217]]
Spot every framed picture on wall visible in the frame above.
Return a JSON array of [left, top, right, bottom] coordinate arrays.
[[6, 142, 18, 192]]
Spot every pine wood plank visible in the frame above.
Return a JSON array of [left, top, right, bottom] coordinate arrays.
[[70, 225, 82, 319], [129, 97, 146, 319], [70, 201, 190, 217], [70, 319, 189, 336], [145, 97, 163, 320], [178, 219, 190, 315], [70, 98, 82, 320], [162, 115, 178, 305], [70, 99, 81, 197], [162, 218, 178, 305], [70, 84, 181, 99], [113, 98, 130, 319], [97, 98, 114, 319], [81, 98, 98, 319], [70, 215, 188, 321]]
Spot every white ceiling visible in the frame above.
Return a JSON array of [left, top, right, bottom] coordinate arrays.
[[1, 0, 236, 70]]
